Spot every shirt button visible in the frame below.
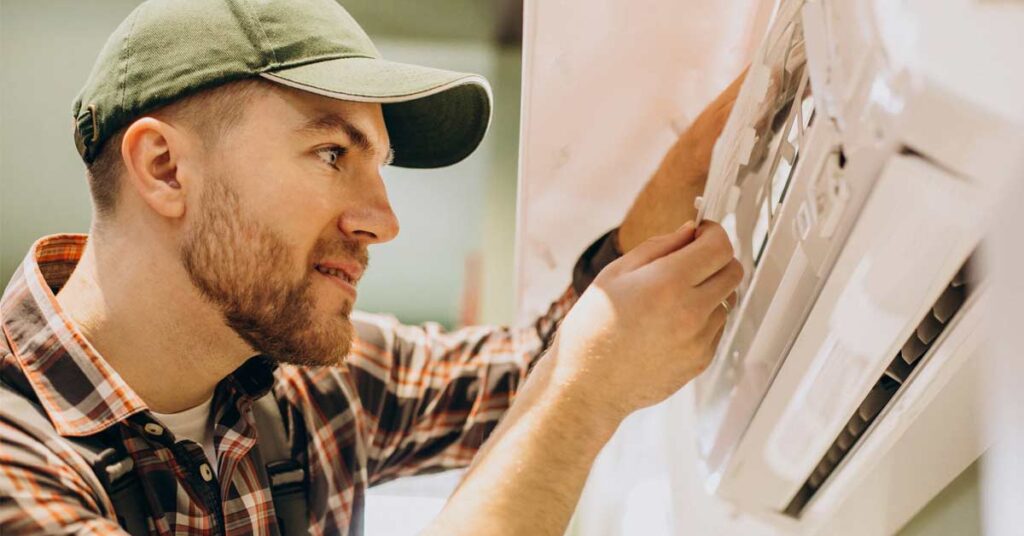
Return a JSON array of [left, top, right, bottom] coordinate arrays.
[[199, 463, 214, 482], [144, 423, 164, 436]]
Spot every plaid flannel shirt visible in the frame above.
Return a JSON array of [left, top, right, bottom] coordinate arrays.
[[0, 231, 621, 535]]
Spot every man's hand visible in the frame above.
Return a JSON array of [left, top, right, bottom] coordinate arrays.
[[425, 221, 740, 536], [618, 69, 747, 253], [556, 220, 740, 419]]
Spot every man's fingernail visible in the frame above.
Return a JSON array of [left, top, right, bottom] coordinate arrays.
[[679, 221, 694, 232]]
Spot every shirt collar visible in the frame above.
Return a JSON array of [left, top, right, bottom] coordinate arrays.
[[0, 234, 276, 437]]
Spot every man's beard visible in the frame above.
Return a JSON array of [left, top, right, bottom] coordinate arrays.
[[179, 178, 366, 366]]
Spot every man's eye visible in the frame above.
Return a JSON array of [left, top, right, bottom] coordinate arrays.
[[315, 146, 346, 168]]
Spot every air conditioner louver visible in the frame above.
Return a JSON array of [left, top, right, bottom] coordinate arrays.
[[783, 259, 974, 517]]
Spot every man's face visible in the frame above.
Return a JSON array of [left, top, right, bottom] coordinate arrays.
[[179, 85, 399, 366]]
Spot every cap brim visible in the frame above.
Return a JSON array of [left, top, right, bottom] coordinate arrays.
[[261, 57, 492, 169]]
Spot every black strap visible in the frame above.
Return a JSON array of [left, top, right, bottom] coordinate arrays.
[[0, 381, 148, 535], [1, 379, 309, 535], [252, 392, 310, 535]]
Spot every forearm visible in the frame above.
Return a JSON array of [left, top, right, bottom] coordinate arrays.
[[618, 134, 709, 253], [348, 288, 576, 482], [423, 343, 622, 536]]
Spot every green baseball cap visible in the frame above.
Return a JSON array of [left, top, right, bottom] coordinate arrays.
[[72, 0, 492, 169]]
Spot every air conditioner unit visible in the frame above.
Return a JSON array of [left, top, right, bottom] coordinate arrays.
[[693, 0, 1024, 533]]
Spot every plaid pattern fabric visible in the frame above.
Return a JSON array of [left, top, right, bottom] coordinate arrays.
[[0, 234, 590, 535]]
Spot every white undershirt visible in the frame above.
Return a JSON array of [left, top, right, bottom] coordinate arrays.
[[152, 397, 217, 473]]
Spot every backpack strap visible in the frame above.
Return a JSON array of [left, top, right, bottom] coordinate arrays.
[[252, 392, 309, 535], [0, 380, 149, 535]]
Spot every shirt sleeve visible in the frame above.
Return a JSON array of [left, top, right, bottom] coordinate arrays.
[[0, 419, 125, 535], [347, 229, 623, 485]]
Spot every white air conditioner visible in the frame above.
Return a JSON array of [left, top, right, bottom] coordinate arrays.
[[693, 0, 1024, 533]]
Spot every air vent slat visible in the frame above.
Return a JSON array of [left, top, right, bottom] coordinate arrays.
[[885, 356, 913, 383], [933, 285, 966, 323], [916, 314, 944, 344], [847, 413, 868, 436], [809, 464, 829, 488], [782, 255, 974, 518], [826, 445, 842, 464], [836, 429, 854, 450], [857, 380, 898, 421], [900, 335, 928, 365]]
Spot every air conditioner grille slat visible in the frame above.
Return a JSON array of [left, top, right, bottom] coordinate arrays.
[[782, 255, 975, 518], [916, 315, 944, 344], [932, 285, 966, 323], [885, 352, 914, 382], [900, 335, 929, 365]]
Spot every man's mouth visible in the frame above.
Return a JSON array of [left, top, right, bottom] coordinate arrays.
[[313, 263, 356, 284], [313, 262, 360, 299]]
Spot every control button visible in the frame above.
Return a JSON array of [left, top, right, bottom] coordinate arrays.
[[144, 423, 164, 436]]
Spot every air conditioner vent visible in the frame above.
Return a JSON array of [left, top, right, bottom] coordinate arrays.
[[782, 257, 974, 517]]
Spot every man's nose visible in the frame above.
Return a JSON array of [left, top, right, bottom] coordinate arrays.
[[337, 174, 400, 245]]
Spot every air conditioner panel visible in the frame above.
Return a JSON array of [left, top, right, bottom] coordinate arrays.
[[716, 154, 982, 512], [693, 0, 1024, 528], [801, 286, 991, 534], [785, 258, 975, 516], [697, 117, 840, 476], [698, 122, 893, 487]]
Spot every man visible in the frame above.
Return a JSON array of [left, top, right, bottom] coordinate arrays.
[[0, 0, 743, 534]]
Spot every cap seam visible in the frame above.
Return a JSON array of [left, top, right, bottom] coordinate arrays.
[[119, 6, 143, 121], [241, 0, 280, 69], [260, 53, 379, 74]]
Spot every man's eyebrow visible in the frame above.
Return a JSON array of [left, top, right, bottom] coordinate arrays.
[[295, 112, 394, 165]]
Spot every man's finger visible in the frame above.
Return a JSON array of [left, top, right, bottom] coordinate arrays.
[[725, 290, 739, 311], [694, 259, 743, 310], [615, 222, 697, 272], [661, 221, 734, 286], [695, 303, 729, 350]]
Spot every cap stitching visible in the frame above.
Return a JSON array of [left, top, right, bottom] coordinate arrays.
[[262, 53, 378, 73], [241, 0, 280, 69], [119, 7, 143, 121]]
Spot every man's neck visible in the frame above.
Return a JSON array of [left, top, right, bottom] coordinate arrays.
[[56, 231, 253, 413]]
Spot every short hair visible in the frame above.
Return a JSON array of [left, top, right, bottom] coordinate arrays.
[[85, 78, 274, 217]]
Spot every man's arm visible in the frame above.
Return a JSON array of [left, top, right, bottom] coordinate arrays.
[[426, 222, 742, 535], [344, 287, 576, 485], [0, 418, 125, 535], [422, 342, 619, 535]]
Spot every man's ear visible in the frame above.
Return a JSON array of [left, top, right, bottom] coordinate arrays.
[[120, 117, 188, 219]]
